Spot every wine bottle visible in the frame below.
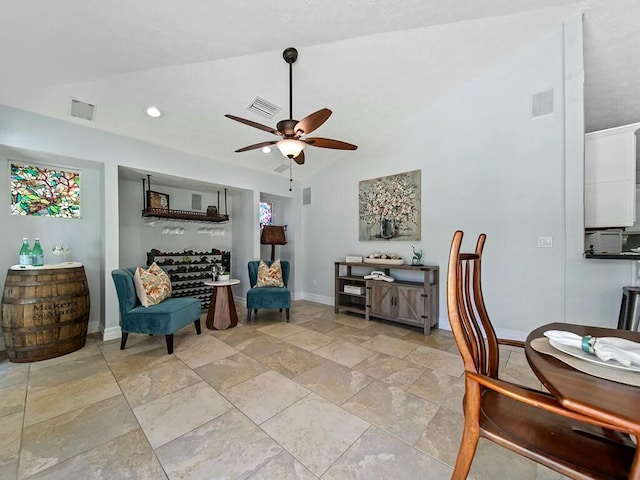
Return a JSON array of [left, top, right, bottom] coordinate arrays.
[[32, 238, 44, 266], [19, 238, 32, 266]]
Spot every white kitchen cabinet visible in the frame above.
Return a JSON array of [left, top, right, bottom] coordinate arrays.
[[584, 123, 639, 228]]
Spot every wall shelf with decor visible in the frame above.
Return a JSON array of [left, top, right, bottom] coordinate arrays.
[[147, 249, 231, 311], [334, 261, 439, 335], [140, 175, 230, 223]]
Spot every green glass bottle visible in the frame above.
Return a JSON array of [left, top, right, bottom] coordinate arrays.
[[32, 238, 44, 266], [19, 238, 32, 266]]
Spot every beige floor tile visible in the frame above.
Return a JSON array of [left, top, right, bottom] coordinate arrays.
[[0, 358, 29, 390], [404, 344, 465, 377], [156, 409, 282, 480], [25, 370, 121, 426], [209, 323, 263, 345], [258, 345, 326, 378], [342, 380, 439, 444], [257, 322, 307, 338], [294, 361, 372, 404], [99, 334, 163, 362], [24, 429, 167, 480], [414, 406, 464, 467], [408, 368, 465, 413], [314, 341, 374, 368], [27, 353, 111, 392], [366, 320, 412, 338], [353, 352, 426, 389], [0, 412, 22, 480], [296, 318, 342, 334], [172, 334, 238, 369], [0, 384, 26, 418], [19, 395, 138, 478], [223, 370, 310, 424], [469, 438, 538, 480], [106, 344, 173, 380], [261, 393, 369, 476], [246, 450, 317, 480], [118, 356, 202, 408], [195, 352, 268, 390], [359, 334, 419, 358], [234, 334, 289, 359], [323, 426, 453, 480], [133, 381, 233, 448], [281, 330, 335, 351], [29, 339, 102, 372], [404, 329, 456, 351], [327, 325, 376, 344], [332, 315, 371, 329]]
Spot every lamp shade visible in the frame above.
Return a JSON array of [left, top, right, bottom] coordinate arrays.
[[276, 139, 305, 159], [260, 225, 287, 245]]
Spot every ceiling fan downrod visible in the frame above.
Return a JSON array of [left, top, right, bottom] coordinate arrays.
[[283, 47, 298, 120]]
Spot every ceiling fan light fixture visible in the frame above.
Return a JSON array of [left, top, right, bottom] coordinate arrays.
[[261, 146, 272, 154], [276, 139, 305, 159]]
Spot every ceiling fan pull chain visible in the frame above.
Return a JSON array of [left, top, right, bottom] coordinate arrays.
[[289, 158, 293, 192]]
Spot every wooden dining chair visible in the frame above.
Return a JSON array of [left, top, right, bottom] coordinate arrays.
[[446, 230, 636, 480]]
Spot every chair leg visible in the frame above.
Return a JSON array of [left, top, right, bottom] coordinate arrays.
[[194, 319, 201, 335], [285, 308, 290, 322], [120, 332, 129, 350], [247, 309, 252, 324], [279, 308, 283, 312], [452, 382, 481, 480], [165, 334, 174, 354]]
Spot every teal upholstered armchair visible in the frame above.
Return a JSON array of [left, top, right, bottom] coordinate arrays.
[[246, 260, 291, 323], [111, 267, 201, 354]]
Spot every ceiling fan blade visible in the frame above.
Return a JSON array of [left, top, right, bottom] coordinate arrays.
[[293, 150, 305, 165], [235, 140, 278, 153], [225, 114, 282, 136], [304, 137, 358, 150], [294, 108, 332, 136]]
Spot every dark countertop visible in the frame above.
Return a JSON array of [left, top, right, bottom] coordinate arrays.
[[585, 253, 640, 260]]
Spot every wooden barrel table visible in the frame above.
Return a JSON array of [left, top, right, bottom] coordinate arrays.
[[1, 264, 90, 362]]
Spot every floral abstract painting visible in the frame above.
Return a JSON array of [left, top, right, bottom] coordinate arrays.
[[10, 163, 81, 218], [359, 170, 421, 241]]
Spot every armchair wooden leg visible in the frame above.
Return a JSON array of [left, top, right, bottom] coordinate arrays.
[[194, 319, 201, 335], [120, 332, 129, 350], [286, 308, 290, 322], [247, 309, 252, 324], [165, 334, 174, 354]]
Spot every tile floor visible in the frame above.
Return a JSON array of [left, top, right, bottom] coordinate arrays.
[[0, 300, 570, 479]]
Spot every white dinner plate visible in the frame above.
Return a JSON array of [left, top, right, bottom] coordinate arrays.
[[548, 339, 640, 373]]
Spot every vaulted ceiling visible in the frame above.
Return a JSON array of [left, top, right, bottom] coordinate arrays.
[[0, 1, 638, 182]]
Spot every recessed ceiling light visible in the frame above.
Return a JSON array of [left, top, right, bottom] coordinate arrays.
[[145, 106, 163, 118], [261, 146, 272, 154]]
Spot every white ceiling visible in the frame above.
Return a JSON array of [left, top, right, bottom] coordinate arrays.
[[0, 0, 638, 185]]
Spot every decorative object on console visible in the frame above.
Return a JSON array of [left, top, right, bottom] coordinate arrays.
[[345, 255, 363, 263], [364, 253, 404, 265], [261, 225, 287, 261], [359, 170, 421, 241], [411, 245, 423, 266]]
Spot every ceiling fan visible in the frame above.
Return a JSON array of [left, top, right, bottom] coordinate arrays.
[[225, 47, 357, 165]]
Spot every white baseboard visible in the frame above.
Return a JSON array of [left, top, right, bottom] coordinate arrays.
[[297, 292, 333, 305], [102, 325, 122, 342]]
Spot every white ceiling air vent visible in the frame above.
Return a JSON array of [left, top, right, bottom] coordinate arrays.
[[531, 89, 554, 118], [274, 164, 289, 173], [70, 98, 96, 121], [247, 96, 281, 118]]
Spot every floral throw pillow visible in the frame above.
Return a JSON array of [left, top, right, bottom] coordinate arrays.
[[256, 259, 284, 287], [133, 262, 172, 307]]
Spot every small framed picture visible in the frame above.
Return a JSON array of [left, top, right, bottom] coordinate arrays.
[[147, 190, 170, 210]]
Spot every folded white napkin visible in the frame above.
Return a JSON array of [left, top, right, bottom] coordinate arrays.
[[544, 330, 640, 368]]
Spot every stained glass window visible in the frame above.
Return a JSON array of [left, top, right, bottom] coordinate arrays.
[[10, 163, 81, 218], [259, 201, 273, 226]]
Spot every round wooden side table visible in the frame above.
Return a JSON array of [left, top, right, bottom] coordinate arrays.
[[203, 279, 240, 330]]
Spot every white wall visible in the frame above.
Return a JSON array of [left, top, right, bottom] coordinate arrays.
[[301, 17, 634, 338]]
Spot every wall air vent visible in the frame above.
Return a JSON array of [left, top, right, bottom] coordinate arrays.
[[247, 96, 281, 118], [274, 163, 289, 173], [531, 89, 554, 118], [70, 98, 96, 121]]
